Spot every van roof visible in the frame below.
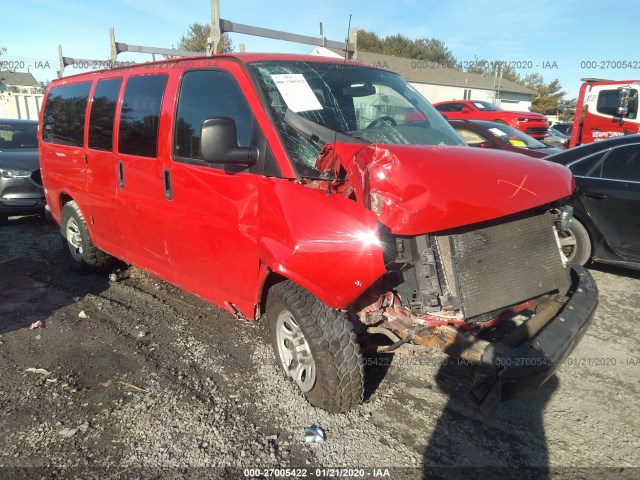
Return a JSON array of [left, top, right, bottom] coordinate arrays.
[[52, 53, 386, 83]]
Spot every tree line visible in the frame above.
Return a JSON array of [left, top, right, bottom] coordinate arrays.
[[355, 30, 573, 119]]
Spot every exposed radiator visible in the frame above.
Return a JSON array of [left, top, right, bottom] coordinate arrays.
[[433, 213, 569, 320]]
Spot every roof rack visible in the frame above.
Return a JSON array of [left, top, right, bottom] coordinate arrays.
[[57, 0, 356, 77]]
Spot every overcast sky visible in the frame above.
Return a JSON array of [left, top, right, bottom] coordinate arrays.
[[2, 0, 638, 99]]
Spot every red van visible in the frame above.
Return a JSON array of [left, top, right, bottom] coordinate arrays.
[[39, 54, 597, 413]]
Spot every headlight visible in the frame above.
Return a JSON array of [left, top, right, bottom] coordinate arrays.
[[558, 205, 574, 231], [0, 168, 32, 178]]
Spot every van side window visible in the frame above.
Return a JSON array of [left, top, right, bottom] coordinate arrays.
[[174, 70, 255, 160], [118, 75, 168, 157], [42, 82, 92, 146], [89, 78, 122, 151]]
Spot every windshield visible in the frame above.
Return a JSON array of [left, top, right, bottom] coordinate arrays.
[[249, 60, 464, 176], [474, 121, 548, 149], [0, 121, 38, 149], [472, 101, 501, 111]]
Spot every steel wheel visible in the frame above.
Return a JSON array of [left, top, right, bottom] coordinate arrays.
[[275, 310, 316, 393], [65, 215, 84, 262]]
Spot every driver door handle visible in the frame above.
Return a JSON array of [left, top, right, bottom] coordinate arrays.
[[584, 192, 608, 200]]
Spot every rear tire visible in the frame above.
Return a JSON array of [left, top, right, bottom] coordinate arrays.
[[559, 218, 591, 266], [267, 281, 364, 413], [60, 201, 112, 273]]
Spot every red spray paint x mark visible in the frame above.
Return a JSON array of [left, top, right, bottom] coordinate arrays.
[[498, 174, 537, 198]]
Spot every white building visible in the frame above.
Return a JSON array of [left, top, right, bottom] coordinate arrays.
[[309, 47, 536, 112], [0, 71, 45, 120]]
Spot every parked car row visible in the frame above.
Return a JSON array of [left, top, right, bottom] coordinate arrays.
[[433, 99, 549, 139]]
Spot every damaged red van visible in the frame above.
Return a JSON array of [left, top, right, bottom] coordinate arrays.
[[39, 54, 597, 413]]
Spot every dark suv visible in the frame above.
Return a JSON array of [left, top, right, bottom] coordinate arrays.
[[0, 119, 45, 223]]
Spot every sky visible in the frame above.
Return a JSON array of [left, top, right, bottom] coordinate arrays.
[[2, 0, 639, 99]]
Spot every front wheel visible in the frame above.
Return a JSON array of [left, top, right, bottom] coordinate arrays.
[[558, 218, 591, 266], [60, 201, 112, 273], [267, 281, 364, 413]]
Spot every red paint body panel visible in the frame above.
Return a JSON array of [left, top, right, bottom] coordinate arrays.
[[323, 143, 574, 235], [257, 180, 386, 309], [434, 100, 548, 139]]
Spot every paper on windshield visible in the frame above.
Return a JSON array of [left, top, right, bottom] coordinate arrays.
[[271, 74, 323, 113], [488, 128, 507, 137]]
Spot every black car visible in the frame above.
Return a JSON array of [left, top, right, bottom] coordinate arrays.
[[0, 119, 45, 224], [546, 135, 640, 269]]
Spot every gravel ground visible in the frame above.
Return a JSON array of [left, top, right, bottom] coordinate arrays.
[[0, 215, 639, 480]]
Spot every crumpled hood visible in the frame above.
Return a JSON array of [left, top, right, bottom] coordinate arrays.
[[316, 143, 574, 235]]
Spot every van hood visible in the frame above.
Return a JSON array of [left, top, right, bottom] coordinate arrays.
[[315, 143, 574, 235]]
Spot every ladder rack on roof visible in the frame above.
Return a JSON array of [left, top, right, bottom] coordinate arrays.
[[57, 0, 357, 78]]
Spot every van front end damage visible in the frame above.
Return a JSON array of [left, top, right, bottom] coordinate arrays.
[[309, 141, 598, 411]]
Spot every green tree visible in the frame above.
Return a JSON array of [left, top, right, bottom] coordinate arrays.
[[524, 73, 567, 116], [557, 97, 577, 122], [355, 30, 384, 54], [178, 22, 234, 54], [356, 30, 457, 66]]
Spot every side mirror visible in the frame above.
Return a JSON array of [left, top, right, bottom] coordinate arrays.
[[461, 107, 471, 114], [200, 117, 258, 165], [617, 88, 631, 116]]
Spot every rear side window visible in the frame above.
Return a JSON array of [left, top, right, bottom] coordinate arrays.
[[601, 145, 640, 182], [118, 75, 168, 157], [42, 82, 92, 146], [89, 78, 122, 151], [569, 152, 606, 177], [174, 70, 255, 161]]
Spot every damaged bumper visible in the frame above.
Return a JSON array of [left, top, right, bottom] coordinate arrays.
[[472, 265, 598, 414]]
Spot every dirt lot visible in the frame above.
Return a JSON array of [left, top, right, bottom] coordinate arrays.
[[0, 215, 639, 480]]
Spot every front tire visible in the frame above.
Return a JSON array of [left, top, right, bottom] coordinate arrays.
[[558, 218, 591, 266], [267, 281, 364, 413], [60, 201, 112, 273]]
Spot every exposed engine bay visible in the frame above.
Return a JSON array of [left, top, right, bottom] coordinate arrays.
[[352, 211, 573, 363]]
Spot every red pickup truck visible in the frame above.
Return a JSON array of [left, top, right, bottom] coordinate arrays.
[[433, 100, 548, 139]]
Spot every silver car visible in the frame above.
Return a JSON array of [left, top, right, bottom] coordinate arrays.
[[0, 119, 45, 224]]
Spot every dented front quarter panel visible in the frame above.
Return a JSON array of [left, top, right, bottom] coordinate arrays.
[[323, 143, 575, 235], [257, 179, 386, 309]]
